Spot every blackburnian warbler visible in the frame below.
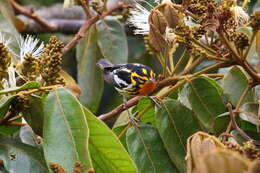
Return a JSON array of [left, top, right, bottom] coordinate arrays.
[[97, 58, 157, 97], [97, 59, 157, 122]]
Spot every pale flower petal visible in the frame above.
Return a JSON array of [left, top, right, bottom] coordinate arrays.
[[18, 35, 44, 61]]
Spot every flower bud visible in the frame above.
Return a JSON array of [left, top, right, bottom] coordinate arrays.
[[149, 9, 167, 34]]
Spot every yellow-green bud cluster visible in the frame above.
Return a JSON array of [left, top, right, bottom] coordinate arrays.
[[49, 162, 67, 173], [22, 53, 40, 81], [41, 36, 65, 86], [0, 43, 11, 80], [234, 32, 249, 50]]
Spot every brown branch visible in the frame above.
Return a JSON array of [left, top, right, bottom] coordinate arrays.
[[61, 3, 132, 56], [10, 0, 57, 31], [227, 103, 260, 145], [21, 18, 84, 34]]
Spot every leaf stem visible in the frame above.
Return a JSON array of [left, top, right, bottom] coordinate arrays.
[[243, 31, 256, 60], [227, 103, 260, 145]]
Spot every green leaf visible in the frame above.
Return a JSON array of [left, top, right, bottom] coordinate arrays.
[[222, 66, 255, 106], [76, 26, 104, 113], [239, 102, 260, 126], [0, 95, 22, 136], [0, 82, 41, 95], [96, 16, 128, 64], [156, 99, 201, 173], [0, 118, 22, 136], [23, 95, 44, 136], [0, 137, 48, 173], [184, 76, 227, 133], [126, 124, 178, 173], [43, 88, 92, 172], [84, 107, 137, 173], [174, 48, 190, 74], [135, 97, 156, 126], [113, 124, 128, 149], [0, 95, 17, 121]]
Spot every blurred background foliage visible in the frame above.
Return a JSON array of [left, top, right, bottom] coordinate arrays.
[[0, 0, 260, 172]]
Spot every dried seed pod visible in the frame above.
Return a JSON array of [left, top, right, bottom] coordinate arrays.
[[156, 0, 179, 29], [149, 9, 167, 34], [148, 23, 167, 51], [186, 131, 226, 173]]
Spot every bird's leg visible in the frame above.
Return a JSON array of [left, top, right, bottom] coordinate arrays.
[[147, 96, 162, 108], [122, 95, 138, 125]]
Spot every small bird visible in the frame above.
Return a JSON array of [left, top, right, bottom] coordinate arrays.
[[97, 59, 157, 121]]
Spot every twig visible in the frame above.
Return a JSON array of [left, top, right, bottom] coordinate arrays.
[[5, 122, 27, 126], [80, 0, 92, 18], [21, 19, 84, 34], [61, 3, 132, 56], [227, 103, 260, 145], [226, 82, 252, 133], [118, 104, 153, 139], [10, 0, 57, 31], [243, 31, 257, 60], [19, 85, 62, 95]]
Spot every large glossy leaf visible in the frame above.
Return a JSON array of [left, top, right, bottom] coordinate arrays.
[[23, 95, 44, 136], [184, 76, 227, 133], [126, 124, 178, 173], [222, 66, 255, 106], [84, 107, 137, 173], [96, 16, 128, 64], [0, 82, 41, 95], [76, 26, 104, 113], [43, 88, 92, 172], [156, 99, 201, 173], [0, 137, 48, 173]]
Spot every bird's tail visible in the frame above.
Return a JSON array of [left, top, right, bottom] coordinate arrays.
[[96, 58, 114, 70]]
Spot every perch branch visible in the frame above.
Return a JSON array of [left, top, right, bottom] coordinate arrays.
[[10, 0, 57, 31]]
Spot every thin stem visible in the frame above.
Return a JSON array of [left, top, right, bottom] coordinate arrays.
[[172, 48, 187, 75], [235, 84, 251, 112], [227, 103, 260, 145], [242, 0, 250, 8], [118, 104, 153, 139], [178, 57, 204, 76], [226, 84, 252, 133], [80, 0, 92, 18], [243, 31, 256, 60], [191, 38, 217, 55]]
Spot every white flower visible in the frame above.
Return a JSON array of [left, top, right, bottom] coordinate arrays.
[[18, 35, 44, 62], [3, 66, 16, 89], [0, 32, 12, 48], [127, 2, 151, 35], [233, 6, 249, 26]]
